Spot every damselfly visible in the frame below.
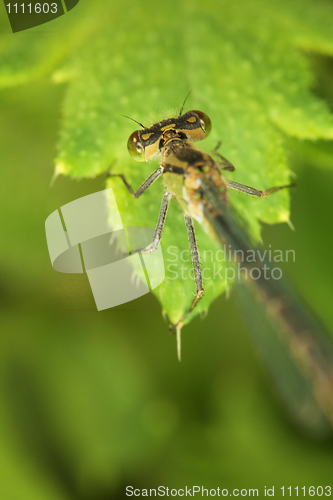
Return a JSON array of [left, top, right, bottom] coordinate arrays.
[[110, 100, 333, 436]]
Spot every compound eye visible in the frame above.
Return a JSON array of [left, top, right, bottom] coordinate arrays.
[[191, 110, 212, 138], [127, 130, 145, 161]]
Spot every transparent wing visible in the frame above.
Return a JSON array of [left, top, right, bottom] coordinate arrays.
[[201, 180, 333, 435], [234, 282, 332, 437]]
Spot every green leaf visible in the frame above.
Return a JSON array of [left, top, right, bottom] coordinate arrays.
[[56, 0, 333, 326], [287, 138, 333, 170], [0, 2, 93, 87], [4, 0, 333, 325]]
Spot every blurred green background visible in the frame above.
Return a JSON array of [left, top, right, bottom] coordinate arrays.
[[1, 1, 333, 499]]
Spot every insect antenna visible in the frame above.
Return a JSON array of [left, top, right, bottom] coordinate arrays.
[[179, 90, 192, 116], [122, 115, 146, 128]]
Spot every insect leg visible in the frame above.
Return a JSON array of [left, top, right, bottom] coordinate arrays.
[[108, 166, 164, 198], [170, 214, 204, 333], [131, 192, 172, 255], [213, 141, 235, 171], [227, 179, 296, 198]]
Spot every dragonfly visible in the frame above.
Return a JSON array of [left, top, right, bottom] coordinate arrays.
[[109, 98, 333, 436]]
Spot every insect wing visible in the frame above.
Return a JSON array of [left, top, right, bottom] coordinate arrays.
[[201, 180, 333, 434]]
